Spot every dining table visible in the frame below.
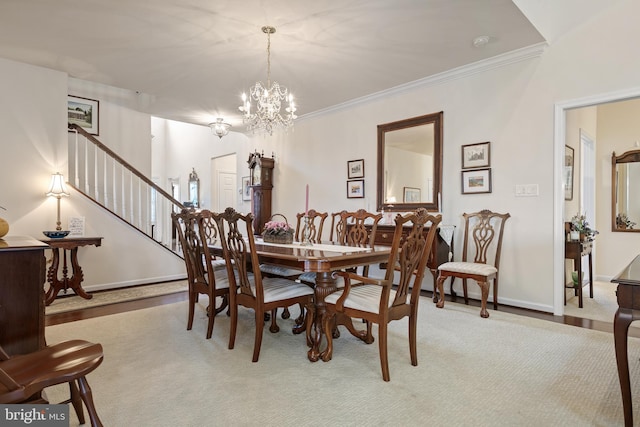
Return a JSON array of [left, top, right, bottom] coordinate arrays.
[[213, 237, 392, 362]]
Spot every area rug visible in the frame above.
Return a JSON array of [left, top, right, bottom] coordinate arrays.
[[43, 295, 640, 426], [45, 280, 187, 314]]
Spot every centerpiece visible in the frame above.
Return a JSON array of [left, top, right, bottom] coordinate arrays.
[[262, 215, 294, 244]]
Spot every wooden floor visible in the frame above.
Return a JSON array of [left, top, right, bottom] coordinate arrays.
[[45, 289, 639, 338]]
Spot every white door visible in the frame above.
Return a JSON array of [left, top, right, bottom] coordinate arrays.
[[217, 171, 236, 211]]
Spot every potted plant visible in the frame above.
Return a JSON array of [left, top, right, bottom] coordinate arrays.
[[570, 213, 598, 241]]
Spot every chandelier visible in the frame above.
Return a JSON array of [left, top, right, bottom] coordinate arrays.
[[239, 26, 297, 135], [209, 118, 231, 139]]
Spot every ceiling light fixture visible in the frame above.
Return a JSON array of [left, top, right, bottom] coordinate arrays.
[[239, 26, 297, 136], [209, 118, 231, 139], [472, 35, 491, 48]]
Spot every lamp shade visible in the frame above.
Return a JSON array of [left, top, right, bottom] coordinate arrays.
[[46, 173, 70, 197]]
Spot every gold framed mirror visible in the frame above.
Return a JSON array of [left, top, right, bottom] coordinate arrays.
[[188, 168, 200, 208], [376, 112, 443, 212], [612, 150, 640, 232]]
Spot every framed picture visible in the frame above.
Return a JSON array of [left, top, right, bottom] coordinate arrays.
[[461, 168, 492, 194], [461, 142, 490, 169], [347, 179, 365, 198], [242, 176, 251, 201], [403, 187, 421, 203], [347, 159, 365, 179], [68, 95, 99, 135], [564, 145, 574, 200]]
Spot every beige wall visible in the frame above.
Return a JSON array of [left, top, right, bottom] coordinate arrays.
[[2, 1, 640, 311]]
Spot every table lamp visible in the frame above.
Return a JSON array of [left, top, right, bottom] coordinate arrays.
[[46, 173, 70, 231]]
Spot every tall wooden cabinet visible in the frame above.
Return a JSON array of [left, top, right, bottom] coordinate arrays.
[[248, 152, 275, 235], [0, 236, 48, 356]]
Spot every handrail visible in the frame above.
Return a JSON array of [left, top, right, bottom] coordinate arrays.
[[67, 123, 185, 256]]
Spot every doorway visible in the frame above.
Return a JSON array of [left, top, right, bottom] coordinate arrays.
[[210, 154, 237, 212], [555, 89, 640, 317]]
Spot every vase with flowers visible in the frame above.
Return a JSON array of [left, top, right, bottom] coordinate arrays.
[[570, 213, 598, 241], [262, 215, 294, 244], [616, 213, 636, 230]]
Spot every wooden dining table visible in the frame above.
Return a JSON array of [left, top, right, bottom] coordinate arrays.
[[213, 238, 392, 362]]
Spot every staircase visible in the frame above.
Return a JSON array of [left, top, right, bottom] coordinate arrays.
[[67, 123, 184, 256]]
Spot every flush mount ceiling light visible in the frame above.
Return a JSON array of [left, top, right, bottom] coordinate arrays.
[[209, 118, 231, 139], [472, 35, 491, 48], [239, 26, 297, 136]]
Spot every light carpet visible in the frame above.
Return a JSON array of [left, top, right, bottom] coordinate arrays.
[[563, 280, 638, 328], [45, 281, 188, 314], [43, 296, 640, 426]]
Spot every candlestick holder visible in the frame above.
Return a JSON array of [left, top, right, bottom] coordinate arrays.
[[300, 215, 313, 246]]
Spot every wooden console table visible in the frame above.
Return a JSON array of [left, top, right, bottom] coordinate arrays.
[[41, 236, 103, 305], [612, 254, 640, 427], [564, 240, 593, 308], [0, 236, 48, 356]]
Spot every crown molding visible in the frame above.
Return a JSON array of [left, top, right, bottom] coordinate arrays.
[[299, 42, 548, 121]]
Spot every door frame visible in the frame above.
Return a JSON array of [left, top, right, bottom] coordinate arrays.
[[553, 87, 640, 315]]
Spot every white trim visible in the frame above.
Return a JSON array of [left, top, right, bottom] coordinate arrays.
[[554, 87, 640, 316], [299, 43, 548, 121]]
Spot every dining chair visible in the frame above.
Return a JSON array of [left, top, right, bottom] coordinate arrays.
[[321, 209, 442, 381], [434, 209, 511, 318], [294, 209, 328, 243], [172, 209, 230, 339], [0, 340, 104, 426], [213, 207, 315, 362], [299, 209, 381, 287]]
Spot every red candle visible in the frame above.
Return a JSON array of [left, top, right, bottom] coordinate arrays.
[[305, 185, 309, 215]]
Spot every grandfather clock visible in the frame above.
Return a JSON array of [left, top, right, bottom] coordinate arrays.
[[248, 152, 275, 235]]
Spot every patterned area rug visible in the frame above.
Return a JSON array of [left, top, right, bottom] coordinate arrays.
[[45, 280, 188, 314]]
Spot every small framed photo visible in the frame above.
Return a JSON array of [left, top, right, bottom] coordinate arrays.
[[242, 176, 251, 201], [461, 142, 490, 169], [403, 187, 421, 203], [461, 168, 492, 194], [347, 159, 365, 179], [68, 95, 99, 135], [347, 179, 365, 198]]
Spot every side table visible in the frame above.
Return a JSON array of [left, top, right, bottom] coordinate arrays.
[[41, 236, 103, 305], [564, 240, 593, 308]]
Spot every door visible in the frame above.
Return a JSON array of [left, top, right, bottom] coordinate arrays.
[[210, 154, 237, 212], [217, 171, 236, 211]]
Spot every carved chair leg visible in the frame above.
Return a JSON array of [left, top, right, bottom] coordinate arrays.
[[69, 381, 85, 425], [294, 303, 305, 325], [478, 280, 490, 318], [77, 376, 103, 427], [281, 307, 291, 319], [493, 279, 499, 310], [409, 311, 418, 366], [187, 290, 196, 331], [435, 275, 446, 309], [253, 310, 265, 362], [462, 278, 469, 305], [378, 322, 390, 382], [269, 309, 280, 333]]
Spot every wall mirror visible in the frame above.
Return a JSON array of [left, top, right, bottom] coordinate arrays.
[[612, 150, 640, 232], [188, 167, 200, 208], [377, 111, 443, 212]]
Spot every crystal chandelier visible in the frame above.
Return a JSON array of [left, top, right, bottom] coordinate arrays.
[[209, 118, 231, 139], [239, 26, 297, 135]]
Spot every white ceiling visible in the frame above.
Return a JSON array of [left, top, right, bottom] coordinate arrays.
[[0, 0, 548, 131]]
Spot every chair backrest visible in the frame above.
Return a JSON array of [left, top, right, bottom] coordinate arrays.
[[214, 207, 263, 302], [295, 209, 328, 243], [197, 209, 227, 284], [461, 209, 511, 270], [172, 208, 202, 284], [328, 211, 348, 243], [385, 209, 442, 307], [341, 209, 383, 246]]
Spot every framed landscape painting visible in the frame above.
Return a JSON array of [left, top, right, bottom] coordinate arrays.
[[68, 95, 99, 135], [347, 179, 365, 198], [461, 168, 492, 194], [347, 159, 365, 179]]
